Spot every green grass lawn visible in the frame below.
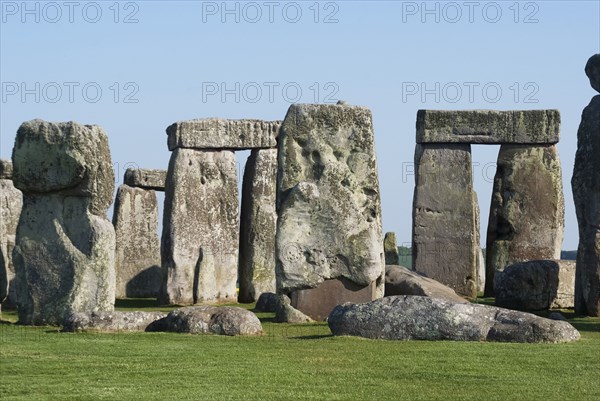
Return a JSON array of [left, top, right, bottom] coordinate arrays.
[[1, 301, 599, 401]]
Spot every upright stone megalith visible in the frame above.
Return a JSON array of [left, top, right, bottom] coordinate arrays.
[[384, 232, 400, 265], [12, 120, 116, 325], [572, 54, 600, 316], [412, 143, 477, 298], [160, 149, 239, 305], [113, 168, 165, 299], [239, 149, 277, 303], [485, 144, 564, 296], [0, 160, 22, 309], [275, 103, 384, 321]]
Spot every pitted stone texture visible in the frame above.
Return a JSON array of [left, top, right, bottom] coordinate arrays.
[[328, 296, 580, 343], [148, 306, 263, 336], [384, 232, 400, 265], [12, 119, 115, 325], [113, 185, 161, 299], [0, 172, 22, 306], [485, 144, 564, 296], [276, 103, 384, 301], [255, 292, 278, 312], [495, 260, 575, 311], [572, 94, 600, 316], [12, 119, 114, 216], [167, 119, 282, 151], [384, 265, 467, 303], [160, 149, 239, 305], [416, 110, 560, 144], [124, 168, 167, 191], [0, 159, 13, 179], [412, 144, 477, 298], [585, 54, 600, 93], [63, 311, 166, 332], [239, 149, 277, 303], [473, 191, 484, 293]]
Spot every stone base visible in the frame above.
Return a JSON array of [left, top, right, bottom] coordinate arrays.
[[289, 278, 376, 321]]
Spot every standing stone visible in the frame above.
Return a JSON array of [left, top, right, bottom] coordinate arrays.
[[473, 191, 484, 294], [238, 149, 277, 303], [572, 54, 600, 316], [160, 149, 238, 305], [485, 144, 564, 296], [11, 120, 115, 325], [0, 160, 23, 308], [384, 232, 400, 265], [112, 184, 161, 299], [276, 103, 384, 320], [412, 144, 477, 298]]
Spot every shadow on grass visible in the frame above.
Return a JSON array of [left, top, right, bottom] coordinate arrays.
[[570, 319, 600, 333], [114, 298, 160, 309]]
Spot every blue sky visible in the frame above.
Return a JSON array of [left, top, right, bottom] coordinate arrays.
[[1, 0, 599, 250]]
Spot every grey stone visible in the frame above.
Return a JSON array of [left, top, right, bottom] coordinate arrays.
[[485, 144, 564, 296], [0, 168, 22, 307], [160, 149, 239, 305], [384, 265, 467, 303], [124, 168, 167, 191], [585, 54, 600, 93], [255, 292, 278, 312], [572, 94, 600, 316], [473, 191, 485, 294], [384, 232, 400, 265], [63, 311, 166, 332], [148, 306, 263, 336], [495, 260, 575, 310], [276, 103, 385, 306], [412, 144, 477, 298], [549, 312, 567, 321], [416, 109, 560, 144], [166, 119, 282, 151], [12, 120, 115, 325], [328, 296, 580, 343], [238, 149, 277, 303], [112, 185, 161, 299], [274, 294, 314, 323], [0, 159, 13, 179], [477, 248, 486, 294]]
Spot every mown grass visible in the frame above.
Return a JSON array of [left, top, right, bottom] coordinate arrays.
[[1, 301, 599, 401]]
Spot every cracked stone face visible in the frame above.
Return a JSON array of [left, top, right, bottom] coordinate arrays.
[[275, 103, 384, 302], [11, 120, 115, 325], [486, 144, 564, 296]]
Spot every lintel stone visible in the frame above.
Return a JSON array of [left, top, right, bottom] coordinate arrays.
[[124, 168, 167, 191], [166, 118, 282, 151], [416, 110, 560, 144]]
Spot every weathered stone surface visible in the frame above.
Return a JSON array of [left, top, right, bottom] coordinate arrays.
[[166, 119, 281, 151], [12, 120, 115, 325], [328, 296, 580, 343], [0, 166, 22, 307], [112, 185, 161, 299], [255, 292, 278, 312], [124, 168, 167, 191], [384, 265, 467, 303], [412, 144, 477, 298], [473, 191, 485, 294], [238, 149, 277, 303], [585, 54, 600, 93], [276, 103, 385, 308], [274, 294, 314, 323], [160, 149, 238, 305], [12, 119, 114, 216], [495, 260, 575, 310], [572, 94, 600, 316], [148, 306, 262, 335], [0, 159, 13, 179], [63, 311, 166, 332], [416, 110, 560, 144], [485, 144, 564, 296], [477, 248, 486, 294], [384, 232, 400, 265]]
